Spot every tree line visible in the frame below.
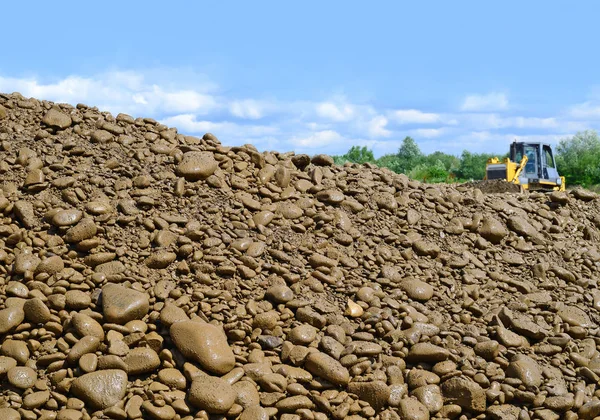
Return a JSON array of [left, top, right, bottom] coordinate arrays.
[[332, 130, 600, 187]]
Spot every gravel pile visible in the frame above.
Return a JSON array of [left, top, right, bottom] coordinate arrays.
[[1, 92, 600, 420]]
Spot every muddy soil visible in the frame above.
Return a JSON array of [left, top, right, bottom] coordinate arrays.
[[1, 92, 600, 420]]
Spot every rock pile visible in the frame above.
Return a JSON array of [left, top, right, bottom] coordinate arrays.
[[1, 92, 600, 419]]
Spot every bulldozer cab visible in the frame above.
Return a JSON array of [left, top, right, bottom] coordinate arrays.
[[509, 141, 563, 190]]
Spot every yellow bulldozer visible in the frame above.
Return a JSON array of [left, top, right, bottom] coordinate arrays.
[[483, 141, 566, 192]]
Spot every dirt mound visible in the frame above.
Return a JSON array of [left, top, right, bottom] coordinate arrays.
[[1, 92, 600, 419], [463, 179, 524, 194]]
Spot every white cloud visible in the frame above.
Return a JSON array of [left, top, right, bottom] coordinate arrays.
[[292, 130, 343, 148], [470, 131, 493, 141], [510, 116, 557, 129], [160, 90, 217, 114], [510, 133, 567, 145], [390, 109, 440, 124], [461, 92, 508, 111], [443, 131, 570, 155], [161, 114, 278, 138], [411, 128, 446, 138], [229, 99, 266, 119], [316, 102, 356, 121], [368, 116, 391, 137], [0, 71, 219, 117], [458, 113, 559, 130], [568, 102, 600, 119], [305, 122, 331, 131]]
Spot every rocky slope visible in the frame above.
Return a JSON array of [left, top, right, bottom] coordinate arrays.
[[1, 92, 600, 420]]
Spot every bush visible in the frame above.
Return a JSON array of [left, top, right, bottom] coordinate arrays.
[[332, 146, 375, 165], [454, 151, 496, 181], [555, 130, 600, 187]]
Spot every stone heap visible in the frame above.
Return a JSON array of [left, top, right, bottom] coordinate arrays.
[[1, 92, 600, 420]]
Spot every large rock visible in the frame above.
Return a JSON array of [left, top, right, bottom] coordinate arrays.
[[507, 215, 538, 238], [557, 305, 593, 328], [406, 343, 450, 363], [176, 151, 218, 181], [64, 218, 97, 243], [71, 313, 105, 340], [123, 347, 161, 375], [572, 188, 597, 202], [441, 376, 486, 413], [239, 406, 269, 420], [499, 307, 548, 340], [101, 283, 149, 325], [479, 217, 508, 244], [505, 354, 542, 388], [412, 385, 443, 414], [347, 381, 390, 412], [412, 240, 440, 258], [0, 307, 24, 334], [400, 279, 434, 301], [398, 397, 430, 420], [70, 370, 128, 410], [311, 154, 334, 166], [579, 400, 600, 420], [487, 404, 521, 420], [42, 108, 71, 130], [170, 321, 235, 375], [188, 375, 236, 414], [305, 352, 349, 386], [315, 189, 345, 205], [0, 408, 19, 420]]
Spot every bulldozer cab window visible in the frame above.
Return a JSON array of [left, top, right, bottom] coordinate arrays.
[[524, 146, 537, 175], [515, 150, 523, 162], [543, 146, 555, 168]]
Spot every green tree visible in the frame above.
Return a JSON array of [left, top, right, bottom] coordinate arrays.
[[333, 145, 375, 165], [555, 130, 600, 187], [376, 153, 402, 172], [395, 136, 424, 174], [424, 151, 460, 172], [453, 150, 496, 181]]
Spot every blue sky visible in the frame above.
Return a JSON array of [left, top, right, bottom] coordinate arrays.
[[2, 1, 600, 157]]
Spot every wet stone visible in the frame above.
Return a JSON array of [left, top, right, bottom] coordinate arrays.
[[479, 217, 508, 244], [176, 151, 218, 181], [506, 354, 543, 388], [70, 369, 128, 410], [42, 108, 72, 129], [398, 397, 430, 420], [265, 284, 294, 303], [52, 209, 83, 226], [123, 347, 161, 375], [188, 375, 236, 414], [348, 380, 391, 412], [305, 352, 349, 386], [1, 339, 30, 365], [441, 376, 486, 413], [401, 279, 434, 301], [0, 408, 20, 420], [288, 324, 318, 345], [102, 283, 150, 324], [158, 368, 186, 390], [7, 366, 37, 389], [23, 298, 51, 324], [407, 343, 450, 364], [0, 306, 25, 334], [170, 321, 235, 375]]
